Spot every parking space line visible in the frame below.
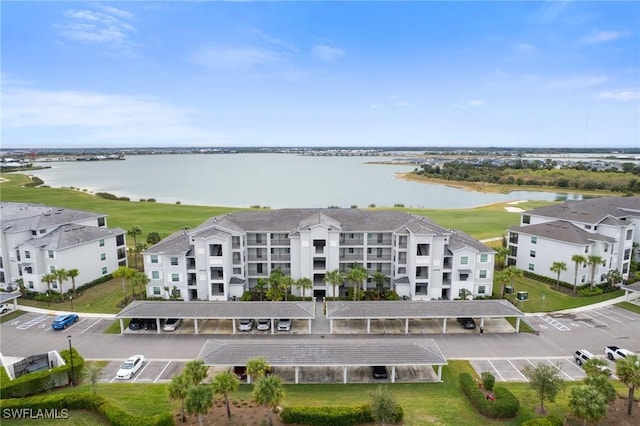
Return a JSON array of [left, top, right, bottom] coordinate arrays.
[[590, 310, 622, 323], [16, 315, 49, 330], [578, 320, 594, 328], [487, 360, 505, 382], [508, 360, 528, 381], [131, 361, 151, 383], [545, 359, 573, 380], [579, 312, 608, 326], [155, 361, 171, 384], [80, 318, 102, 334], [601, 306, 635, 321]]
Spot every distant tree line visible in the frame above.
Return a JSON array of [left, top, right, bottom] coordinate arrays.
[[414, 160, 640, 193]]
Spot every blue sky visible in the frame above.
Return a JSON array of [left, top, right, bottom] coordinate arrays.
[[2, 1, 639, 149]]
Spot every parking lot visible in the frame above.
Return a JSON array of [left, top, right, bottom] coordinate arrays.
[[98, 359, 189, 383], [5, 312, 114, 335], [532, 304, 637, 332], [331, 317, 516, 334]]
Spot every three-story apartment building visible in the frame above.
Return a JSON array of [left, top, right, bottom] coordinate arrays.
[[507, 196, 640, 286], [0, 202, 127, 293], [143, 209, 495, 301]]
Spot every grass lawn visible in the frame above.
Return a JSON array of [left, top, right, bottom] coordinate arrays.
[[494, 274, 625, 313], [18, 278, 127, 314], [616, 301, 640, 315], [0, 310, 27, 324], [1, 410, 111, 426]]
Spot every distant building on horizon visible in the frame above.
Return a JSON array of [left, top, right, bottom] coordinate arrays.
[[143, 209, 495, 301], [507, 196, 640, 287], [0, 202, 127, 294]]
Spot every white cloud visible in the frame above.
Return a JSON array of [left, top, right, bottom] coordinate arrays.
[[312, 45, 345, 61], [581, 30, 627, 44], [369, 96, 408, 109], [55, 5, 136, 50], [454, 100, 486, 109], [1, 83, 218, 145], [547, 74, 608, 90], [598, 89, 640, 102], [516, 42, 536, 52], [190, 46, 284, 71]]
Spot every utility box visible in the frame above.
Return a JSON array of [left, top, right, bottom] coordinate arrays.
[[505, 286, 514, 294], [516, 291, 528, 301]]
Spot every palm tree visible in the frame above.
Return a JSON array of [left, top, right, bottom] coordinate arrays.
[[55, 268, 68, 295], [246, 357, 270, 384], [253, 374, 285, 426], [549, 261, 567, 290], [67, 268, 79, 296], [211, 371, 240, 419], [184, 359, 209, 386], [498, 266, 523, 299], [134, 242, 147, 270], [255, 278, 267, 301], [346, 264, 368, 301], [127, 225, 142, 268], [41, 273, 56, 295], [325, 269, 344, 301], [372, 271, 388, 300], [113, 266, 135, 303], [280, 275, 293, 301], [167, 373, 189, 423], [571, 254, 587, 295], [295, 277, 313, 300], [587, 255, 605, 291], [185, 384, 213, 426], [494, 246, 510, 270], [131, 271, 149, 300], [616, 354, 640, 415]]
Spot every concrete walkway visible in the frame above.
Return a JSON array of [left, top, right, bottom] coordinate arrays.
[[14, 304, 116, 319], [310, 300, 330, 334]]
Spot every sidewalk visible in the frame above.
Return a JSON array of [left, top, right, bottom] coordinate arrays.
[[531, 293, 638, 316], [15, 304, 116, 319]]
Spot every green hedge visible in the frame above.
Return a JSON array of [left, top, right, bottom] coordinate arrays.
[[0, 394, 173, 426], [459, 373, 519, 418], [1, 348, 84, 398], [521, 416, 563, 426], [281, 405, 374, 425]]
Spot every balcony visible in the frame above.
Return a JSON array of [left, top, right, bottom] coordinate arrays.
[[339, 234, 364, 245], [270, 236, 290, 246], [340, 254, 364, 262], [247, 234, 267, 246], [367, 234, 392, 246], [186, 258, 196, 269]]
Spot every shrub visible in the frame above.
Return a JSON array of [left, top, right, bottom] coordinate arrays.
[[481, 371, 495, 392], [521, 418, 554, 426], [95, 192, 118, 200], [459, 373, 519, 418], [578, 286, 603, 297], [281, 405, 375, 425]]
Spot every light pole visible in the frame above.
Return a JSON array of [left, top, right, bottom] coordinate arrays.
[[67, 335, 75, 386], [69, 295, 73, 310]]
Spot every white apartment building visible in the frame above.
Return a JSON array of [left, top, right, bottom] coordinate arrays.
[[143, 209, 495, 301], [507, 196, 640, 286], [0, 202, 127, 293]]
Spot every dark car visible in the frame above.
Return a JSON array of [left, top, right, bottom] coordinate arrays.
[[233, 366, 247, 380], [128, 318, 142, 330], [457, 317, 476, 329], [142, 319, 157, 330], [371, 366, 388, 379]]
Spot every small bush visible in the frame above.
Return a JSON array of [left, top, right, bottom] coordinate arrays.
[[281, 405, 374, 425], [481, 371, 495, 392], [578, 286, 603, 297], [459, 373, 519, 418], [95, 192, 118, 200]]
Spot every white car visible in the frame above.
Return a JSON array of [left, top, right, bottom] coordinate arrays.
[[238, 318, 254, 331], [257, 318, 271, 331], [163, 318, 182, 332], [0, 303, 10, 314], [116, 355, 145, 379], [277, 318, 292, 331]]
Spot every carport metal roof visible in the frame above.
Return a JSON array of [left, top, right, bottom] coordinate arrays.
[[115, 300, 315, 319], [0, 292, 21, 304], [200, 337, 446, 367], [621, 282, 640, 293], [326, 299, 524, 319]]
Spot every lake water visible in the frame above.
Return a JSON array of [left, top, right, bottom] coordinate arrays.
[[27, 154, 583, 209]]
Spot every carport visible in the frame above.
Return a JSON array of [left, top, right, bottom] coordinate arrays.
[[621, 282, 640, 302], [326, 299, 525, 334], [199, 337, 447, 384], [115, 300, 315, 335], [0, 292, 21, 310]]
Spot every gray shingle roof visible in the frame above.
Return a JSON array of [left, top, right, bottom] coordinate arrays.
[[326, 299, 523, 319], [200, 337, 447, 366], [509, 220, 615, 245], [144, 229, 191, 256], [24, 224, 125, 250], [116, 300, 315, 319], [0, 202, 105, 232], [526, 196, 640, 224]]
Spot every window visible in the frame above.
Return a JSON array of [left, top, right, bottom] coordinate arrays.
[[28, 281, 34, 289], [98, 217, 105, 226], [172, 273, 179, 282], [257, 264, 263, 274], [377, 234, 383, 243], [40, 229, 46, 234], [24, 251, 31, 259], [209, 244, 223, 256], [478, 285, 486, 294], [626, 229, 633, 240], [531, 236, 537, 244], [348, 248, 354, 254], [480, 254, 488, 263], [522, 215, 530, 224], [31, 230, 37, 236], [50, 266, 56, 273], [604, 244, 609, 253], [256, 234, 262, 243], [460, 256, 468, 265], [584, 246, 589, 254], [528, 263, 535, 271], [479, 270, 487, 279], [48, 250, 54, 259], [624, 248, 631, 260], [233, 267, 241, 274], [417, 244, 430, 256], [100, 253, 106, 261], [99, 239, 105, 247], [170, 257, 178, 266], [116, 234, 125, 246], [585, 225, 592, 230], [623, 263, 629, 274], [153, 287, 161, 296], [101, 267, 108, 275], [232, 236, 241, 248], [459, 273, 469, 281], [529, 250, 536, 258], [152, 271, 160, 280], [150, 255, 159, 264], [398, 267, 406, 274]]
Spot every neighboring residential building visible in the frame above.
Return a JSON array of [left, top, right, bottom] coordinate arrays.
[[0, 202, 127, 293], [143, 209, 495, 301], [507, 196, 640, 286]]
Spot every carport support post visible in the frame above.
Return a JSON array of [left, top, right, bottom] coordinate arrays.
[[194, 319, 199, 335], [442, 318, 447, 333], [232, 319, 236, 334], [391, 366, 396, 383], [404, 318, 409, 334], [367, 318, 371, 334], [343, 366, 348, 384], [119, 318, 124, 334], [515, 317, 521, 333], [271, 319, 274, 334], [308, 319, 312, 334], [156, 318, 161, 334], [437, 365, 443, 382], [294, 367, 299, 384], [330, 319, 334, 334], [480, 318, 485, 329]]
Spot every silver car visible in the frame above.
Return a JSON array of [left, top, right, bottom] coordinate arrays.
[[277, 318, 292, 331], [238, 318, 254, 331]]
